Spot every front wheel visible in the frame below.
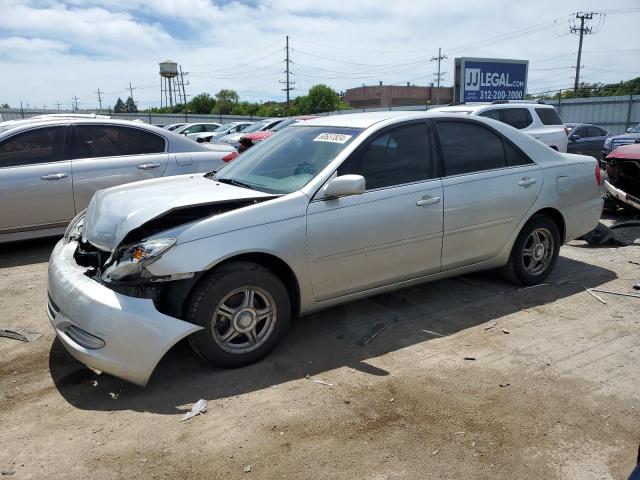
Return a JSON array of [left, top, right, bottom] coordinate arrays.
[[186, 262, 291, 368], [503, 215, 561, 286]]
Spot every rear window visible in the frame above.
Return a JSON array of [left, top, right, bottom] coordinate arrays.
[[501, 108, 533, 129], [535, 108, 563, 125]]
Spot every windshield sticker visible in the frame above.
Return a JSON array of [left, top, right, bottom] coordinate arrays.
[[313, 133, 353, 144]]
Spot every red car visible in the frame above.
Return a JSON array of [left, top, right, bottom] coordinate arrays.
[[603, 142, 640, 212], [236, 116, 317, 154]]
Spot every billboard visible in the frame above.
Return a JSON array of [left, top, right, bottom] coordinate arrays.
[[454, 58, 528, 103]]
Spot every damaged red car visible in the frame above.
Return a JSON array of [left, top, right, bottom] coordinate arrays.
[[603, 142, 640, 212]]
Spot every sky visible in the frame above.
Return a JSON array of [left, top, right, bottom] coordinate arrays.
[[0, 0, 639, 110]]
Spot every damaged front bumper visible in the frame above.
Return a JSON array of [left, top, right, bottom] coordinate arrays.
[[604, 180, 640, 211], [47, 239, 202, 386]]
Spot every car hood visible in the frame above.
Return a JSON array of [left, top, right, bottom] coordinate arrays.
[[83, 174, 276, 252]]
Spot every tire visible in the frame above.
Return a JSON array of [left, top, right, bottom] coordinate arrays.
[[186, 261, 290, 368], [502, 214, 561, 286]]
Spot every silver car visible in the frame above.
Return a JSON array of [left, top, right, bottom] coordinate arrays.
[[47, 112, 603, 386], [0, 119, 229, 242]]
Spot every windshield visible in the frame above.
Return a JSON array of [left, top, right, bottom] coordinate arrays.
[[166, 123, 185, 131], [630, 123, 640, 133], [270, 118, 298, 132], [216, 126, 362, 194], [241, 119, 274, 133], [215, 123, 238, 133]]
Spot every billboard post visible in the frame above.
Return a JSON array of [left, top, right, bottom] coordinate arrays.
[[454, 58, 528, 103]]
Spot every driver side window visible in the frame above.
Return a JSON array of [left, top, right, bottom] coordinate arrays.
[[338, 123, 432, 190]]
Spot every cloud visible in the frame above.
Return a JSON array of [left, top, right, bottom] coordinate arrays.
[[0, 0, 638, 107]]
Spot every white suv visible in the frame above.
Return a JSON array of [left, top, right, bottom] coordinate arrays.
[[431, 102, 568, 152]]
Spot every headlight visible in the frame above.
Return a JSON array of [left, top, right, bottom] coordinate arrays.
[[64, 210, 86, 242], [102, 238, 176, 282], [604, 137, 612, 149]]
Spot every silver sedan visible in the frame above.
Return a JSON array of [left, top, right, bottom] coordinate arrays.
[[0, 118, 230, 242], [47, 111, 603, 385]]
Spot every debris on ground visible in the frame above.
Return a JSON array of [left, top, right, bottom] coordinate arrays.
[[90, 380, 98, 387], [499, 383, 510, 388], [590, 288, 640, 299], [108, 392, 118, 400], [463, 357, 476, 361], [389, 398, 395, 403], [312, 379, 333, 387], [180, 399, 208, 422], [0, 329, 42, 342], [244, 465, 251, 473], [501, 329, 510, 334], [484, 321, 498, 330], [1, 470, 16, 476], [579, 223, 628, 246], [611, 313, 624, 318], [584, 287, 607, 305], [431, 449, 440, 455], [357, 322, 386, 346]]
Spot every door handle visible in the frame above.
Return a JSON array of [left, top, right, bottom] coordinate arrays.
[[416, 196, 441, 206], [137, 163, 160, 170], [40, 173, 68, 181], [518, 177, 537, 187]]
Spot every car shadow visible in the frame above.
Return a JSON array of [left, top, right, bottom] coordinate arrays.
[[49, 255, 616, 415], [0, 237, 58, 268]]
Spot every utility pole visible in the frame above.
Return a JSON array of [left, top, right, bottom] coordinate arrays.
[[95, 88, 103, 110], [128, 82, 136, 101], [179, 66, 189, 122], [55, 101, 61, 110], [569, 12, 597, 94], [430, 47, 447, 105], [280, 35, 294, 111], [72, 95, 79, 112]]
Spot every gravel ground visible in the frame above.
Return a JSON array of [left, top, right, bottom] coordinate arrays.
[[0, 224, 639, 480]]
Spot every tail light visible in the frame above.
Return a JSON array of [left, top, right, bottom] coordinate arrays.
[[222, 151, 239, 163], [595, 162, 601, 186]]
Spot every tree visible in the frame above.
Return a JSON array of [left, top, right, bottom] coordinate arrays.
[[1, 103, 9, 109], [113, 97, 125, 113], [124, 96, 138, 113], [304, 84, 346, 114], [215, 89, 239, 115], [189, 93, 216, 114]]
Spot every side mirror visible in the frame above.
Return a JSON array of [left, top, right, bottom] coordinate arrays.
[[324, 175, 366, 198], [570, 134, 581, 141]]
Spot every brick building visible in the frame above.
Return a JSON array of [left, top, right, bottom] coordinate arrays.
[[344, 82, 453, 109]]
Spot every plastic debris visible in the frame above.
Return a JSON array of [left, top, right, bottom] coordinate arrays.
[[312, 379, 333, 387], [432, 449, 440, 455], [499, 383, 510, 388], [244, 465, 251, 473], [484, 321, 498, 330], [584, 287, 607, 305], [0, 329, 42, 342], [357, 323, 386, 346], [108, 392, 118, 400], [501, 329, 510, 334], [180, 399, 207, 422], [590, 288, 640, 299], [389, 398, 395, 403]]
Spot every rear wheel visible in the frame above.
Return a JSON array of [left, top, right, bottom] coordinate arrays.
[[186, 262, 290, 367], [503, 215, 561, 286]]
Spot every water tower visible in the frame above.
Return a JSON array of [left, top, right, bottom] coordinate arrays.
[[159, 60, 186, 107]]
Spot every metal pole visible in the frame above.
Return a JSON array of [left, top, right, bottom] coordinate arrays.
[[558, 89, 562, 115], [20, 101, 24, 118], [626, 94, 634, 131], [285, 35, 290, 110], [180, 66, 188, 122]]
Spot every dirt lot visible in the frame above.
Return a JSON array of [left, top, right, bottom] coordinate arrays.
[[1, 221, 639, 480]]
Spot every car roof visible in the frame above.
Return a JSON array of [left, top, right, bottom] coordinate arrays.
[[0, 118, 173, 137], [432, 102, 555, 114], [296, 111, 432, 129]]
